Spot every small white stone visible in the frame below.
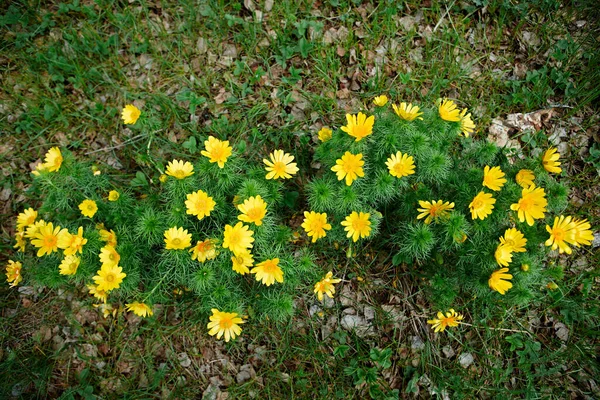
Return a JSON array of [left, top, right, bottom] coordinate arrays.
[[458, 353, 474, 368]]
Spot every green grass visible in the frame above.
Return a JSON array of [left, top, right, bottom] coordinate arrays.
[[1, 0, 600, 398]]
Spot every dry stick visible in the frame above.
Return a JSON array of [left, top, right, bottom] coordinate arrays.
[[459, 322, 532, 336], [84, 134, 145, 155], [433, 0, 457, 33]]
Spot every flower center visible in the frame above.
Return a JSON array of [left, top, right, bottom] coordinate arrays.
[[211, 147, 224, 159], [352, 220, 366, 231], [273, 161, 287, 174], [174, 170, 186, 178], [505, 239, 515, 247], [472, 199, 483, 209], [343, 160, 359, 173], [263, 261, 277, 273], [44, 236, 57, 247], [195, 200, 206, 210], [88, 205, 95, 211], [552, 228, 565, 241], [172, 238, 181, 246], [429, 205, 439, 216], [70, 263, 78, 270], [247, 208, 262, 220], [105, 274, 115, 282], [519, 197, 533, 211], [219, 317, 233, 329]]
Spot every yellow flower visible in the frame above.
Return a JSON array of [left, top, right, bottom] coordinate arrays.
[[494, 244, 513, 267], [510, 185, 547, 226], [571, 218, 594, 247], [237, 195, 267, 226], [314, 271, 341, 301], [185, 190, 216, 220], [521, 264, 530, 272], [201, 136, 233, 168], [251, 258, 284, 286], [99, 228, 117, 247], [500, 228, 527, 253], [16, 208, 38, 231], [318, 127, 333, 142], [301, 211, 332, 243], [515, 169, 535, 188], [482, 166, 506, 191], [545, 215, 577, 254], [542, 147, 561, 174], [121, 104, 141, 125], [165, 159, 194, 179], [392, 102, 423, 121], [417, 200, 455, 224], [57, 226, 88, 255], [126, 302, 153, 317], [93, 264, 126, 292], [207, 309, 245, 342], [373, 95, 388, 107], [488, 268, 513, 295], [469, 191, 496, 220], [6, 260, 23, 287], [427, 309, 463, 332], [263, 149, 299, 180], [59, 255, 81, 276], [547, 282, 559, 290], [222, 222, 254, 255], [79, 199, 98, 218], [386, 151, 416, 178], [331, 152, 365, 186], [190, 239, 219, 262], [99, 245, 121, 267], [87, 284, 108, 303], [159, 174, 168, 183], [31, 222, 63, 257], [25, 219, 47, 239], [438, 98, 461, 122], [14, 230, 26, 252], [341, 211, 371, 242], [459, 108, 475, 137], [231, 250, 254, 275], [164, 227, 192, 250], [341, 112, 375, 142], [108, 190, 120, 201], [43, 147, 64, 172]]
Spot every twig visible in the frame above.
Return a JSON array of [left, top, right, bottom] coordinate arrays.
[[84, 134, 145, 155], [459, 322, 532, 336], [433, 0, 456, 33]]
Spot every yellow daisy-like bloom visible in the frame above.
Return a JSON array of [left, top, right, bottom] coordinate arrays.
[[93, 264, 126, 292], [542, 147, 561, 174], [16, 208, 38, 231], [87, 284, 108, 303], [314, 271, 341, 301], [207, 309, 245, 342], [515, 169, 535, 188], [386, 151, 416, 178], [318, 127, 332, 142], [251, 258, 284, 286], [392, 102, 423, 121], [469, 191, 496, 220], [341, 112, 375, 142], [99, 245, 121, 267], [427, 309, 464, 333], [263, 149, 299, 180], [237, 195, 267, 226], [373, 95, 388, 107], [166, 159, 194, 179], [341, 211, 371, 242], [25, 219, 47, 239], [43, 147, 64, 172], [121, 104, 141, 124], [331, 152, 365, 186], [201, 136, 233, 168], [126, 302, 153, 317], [231, 250, 254, 275], [159, 174, 168, 183], [190, 239, 219, 262], [459, 108, 475, 137], [521, 264, 530, 272], [571, 218, 594, 247], [488, 268, 513, 295], [59, 255, 81, 276], [482, 166, 507, 191], [438, 98, 461, 122], [99, 228, 117, 247], [79, 199, 98, 218], [164, 227, 192, 250], [301, 211, 332, 243], [494, 244, 513, 267], [545, 215, 577, 254], [185, 190, 216, 221], [57, 226, 88, 256], [31, 222, 62, 257], [510, 185, 547, 226], [14, 230, 26, 252], [108, 190, 120, 201], [417, 200, 455, 224], [222, 222, 254, 255], [500, 228, 527, 253], [6, 260, 23, 288]]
